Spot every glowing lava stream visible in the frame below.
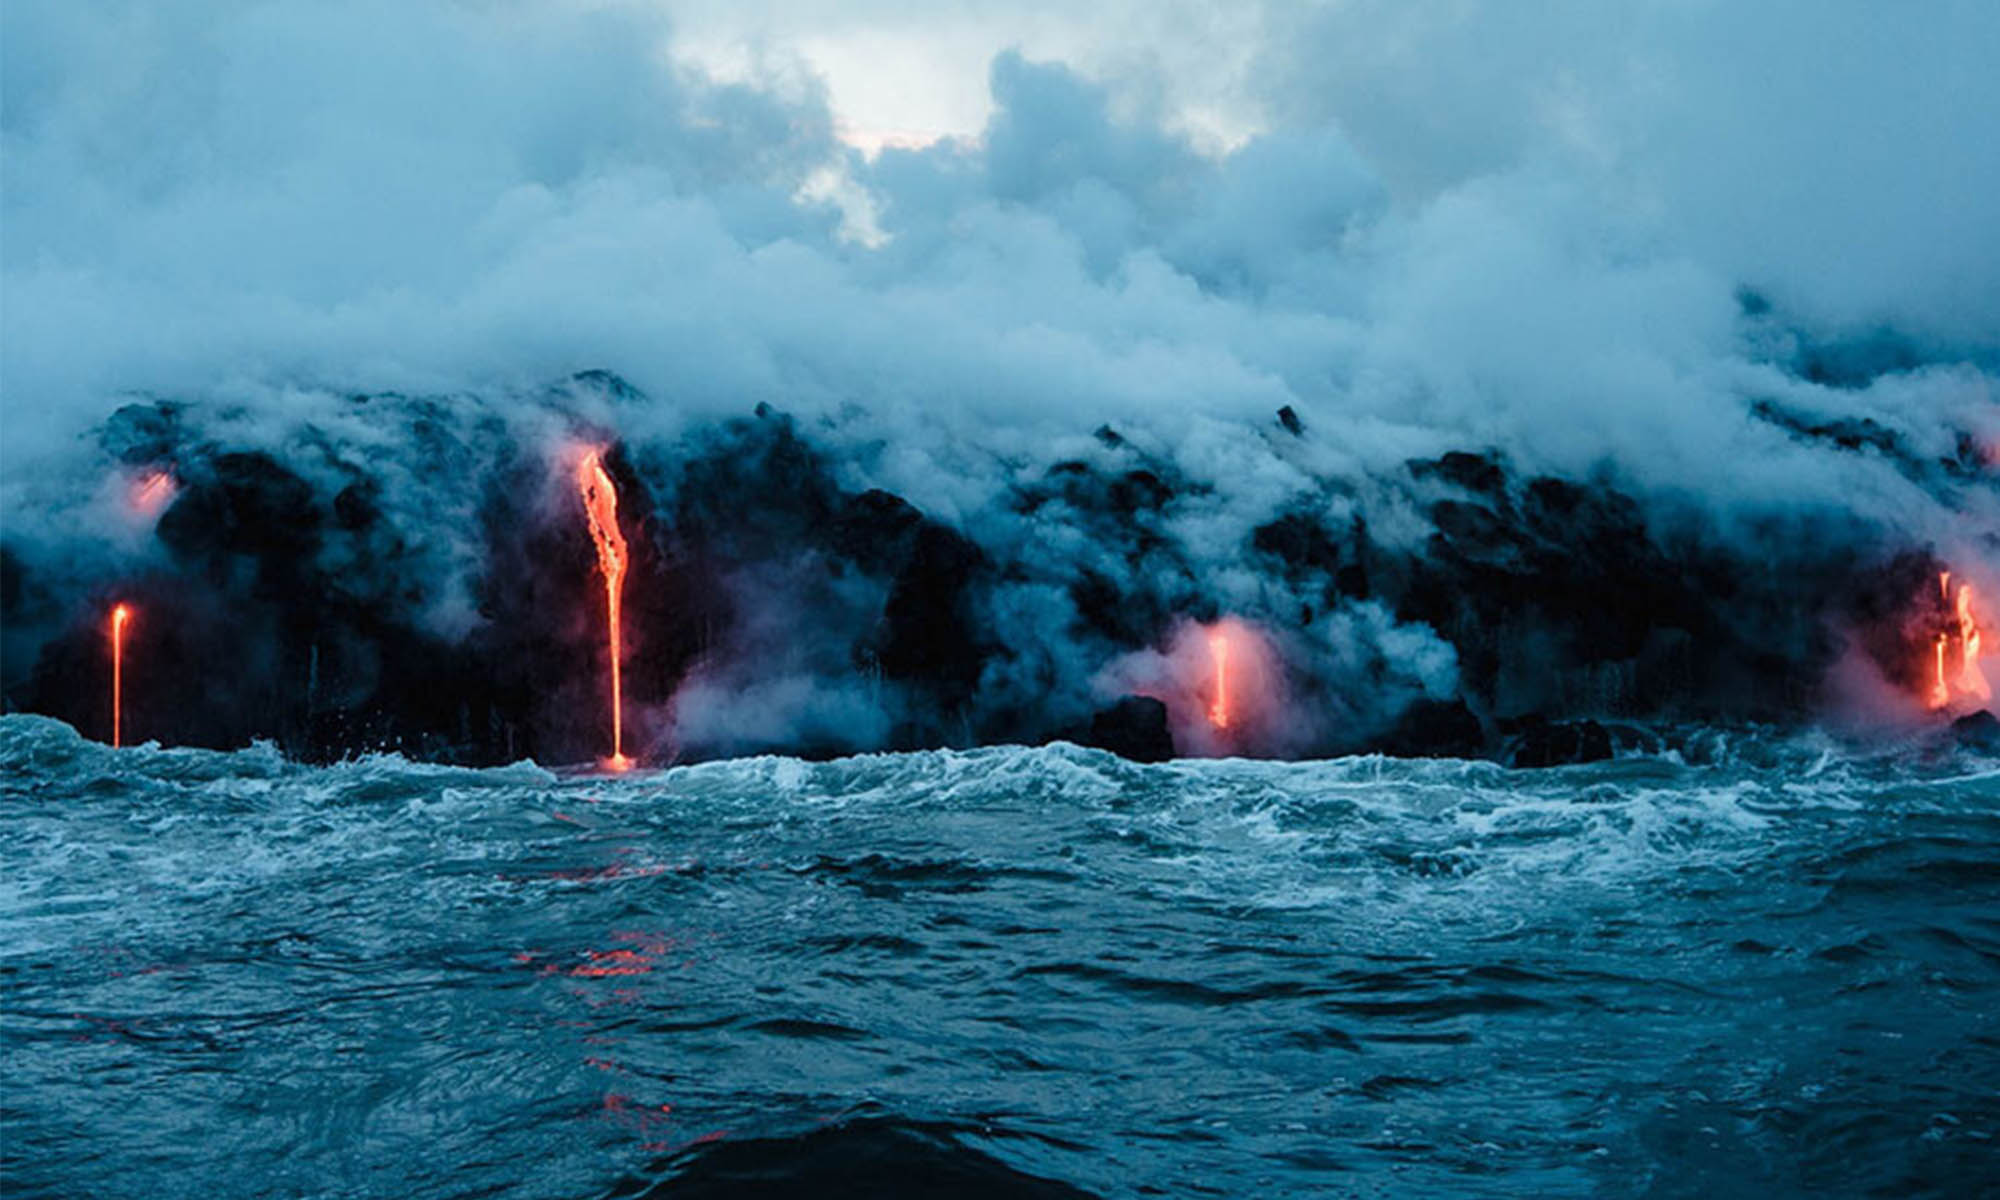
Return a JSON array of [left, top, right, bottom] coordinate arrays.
[[1207, 627, 1231, 730], [130, 471, 176, 518], [1955, 581, 1989, 701], [1933, 634, 1950, 710], [110, 603, 131, 748], [1930, 571, 1991, 709], [575, 449, 632, 770]]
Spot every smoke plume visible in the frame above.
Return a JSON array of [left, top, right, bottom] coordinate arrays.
[[3, 0, 1995, 762]]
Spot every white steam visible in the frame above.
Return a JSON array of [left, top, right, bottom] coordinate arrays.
[[2, 0, 1996, 754]]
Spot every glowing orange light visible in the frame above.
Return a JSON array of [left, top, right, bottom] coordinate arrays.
[[1955, 583, 1989, 702], [129, 471, 176, 519], [571, 949, 652, 978], [575, 448, 632, 770], [1928, 571, 1991, 711], [110, 603, 132, 747], [1931, 634, 1950, 710], [1207, 627, 1231, 729]]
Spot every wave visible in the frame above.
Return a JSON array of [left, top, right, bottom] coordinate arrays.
[[607, 1115, 1099, 1199]]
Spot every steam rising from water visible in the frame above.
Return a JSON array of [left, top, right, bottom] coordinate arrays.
[[2, 712, 1995, 1194]]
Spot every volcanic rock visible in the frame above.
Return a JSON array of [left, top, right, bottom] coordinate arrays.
[[1409, 449, 1506, 498], [1375, 698, 1487, 759], [1507, 716, 1614, 768], [98, 400, 184, 465], [878, 523, 988, 704], [640, 1117, 1096, 1199], [158, 451, 323, 572], [1082, 695, 1175, 762], [1950, 710, 2000, 753]]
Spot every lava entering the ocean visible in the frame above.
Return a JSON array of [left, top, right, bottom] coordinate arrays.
[[1097, 617, 1292, 757], [1928, 572, 1990, 711], [109, 603, 132, 747], [1952, 580, 1989, 702], [1186, 618, 1286, 754], [1932, 635, 1950, 710], [575, 448, 632, 770], [1207, 628, 1231, 730]]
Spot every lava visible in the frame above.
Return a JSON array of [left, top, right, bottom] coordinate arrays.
[[128, 470, 176, 519], [109, 603, 132, 747], [1207, 627, 1231, 729], [575, 448, 632, 770], [1927, 572, 1990, 710], [1096, 616, 1285, 757], [1954, 581, 1989, 702], [1932, 634, 1950, 710]]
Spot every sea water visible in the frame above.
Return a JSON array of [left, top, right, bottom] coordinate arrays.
[[3, 714, 1995, 1197]]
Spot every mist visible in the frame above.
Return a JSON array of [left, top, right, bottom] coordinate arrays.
[[3, 0, 1995, 762]]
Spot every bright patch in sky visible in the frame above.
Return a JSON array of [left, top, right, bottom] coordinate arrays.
[[666, 2, 1266, 156]]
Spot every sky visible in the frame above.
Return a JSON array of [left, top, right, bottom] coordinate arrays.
[[3, 0, 1996, 525], [667, 0, 1269, 154]]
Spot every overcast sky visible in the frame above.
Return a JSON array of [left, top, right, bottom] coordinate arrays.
[[667, 0, 1269, 152]]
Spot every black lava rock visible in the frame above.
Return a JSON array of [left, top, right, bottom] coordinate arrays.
[[830, 489, 927, 573], [1410, 449, 1507, 497], [1376, 698, 1487, 759], [98, 401, 183, 465], [878, 524, 989, 704], [638, 1117, 1096, 1199], [1950, 709, 2000, 753], [1082, 695, 1175, 762], [1507, 716, 1614, 768]]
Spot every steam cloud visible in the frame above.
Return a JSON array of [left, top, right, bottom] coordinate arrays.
[[3, 0, 1996, 762]]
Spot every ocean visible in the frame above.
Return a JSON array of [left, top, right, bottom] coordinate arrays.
[[3, 714, 1995, 1198]]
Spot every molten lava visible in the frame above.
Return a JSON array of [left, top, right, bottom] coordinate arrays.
[[129, 471, 176, 519], [110, 603, 132, 747], [1932, 635, 1950, 710], [575, 449, 632, 770], [1207, 627, 1232, 730], [1928, 572, 1990, 710], [1954, 582, 1989, 702], [1100, 617, 1286, 757]]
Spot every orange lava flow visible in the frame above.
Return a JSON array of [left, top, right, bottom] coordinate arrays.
[[1929, 571, 1991, 710], [1207, 627, 1231, 730], [1932, 634, 1950, 711], [110, 603, 132, 747], [575, 450, 632, 770], [130, 471, 176, 518], [1955, 582, 1989, 702]]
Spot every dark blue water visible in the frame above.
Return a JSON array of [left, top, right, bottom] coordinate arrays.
[[3, 714, 1996, 1197]]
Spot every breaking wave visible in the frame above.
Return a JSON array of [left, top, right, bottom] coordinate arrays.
[[4, 713, 1995, 1197]]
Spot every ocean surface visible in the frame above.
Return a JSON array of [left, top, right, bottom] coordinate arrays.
[[2, 713, 1996, 1198]]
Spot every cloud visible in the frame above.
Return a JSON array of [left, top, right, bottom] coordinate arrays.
[[1, 0, 1995, 757], [1253, 0, 2000, 343]]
